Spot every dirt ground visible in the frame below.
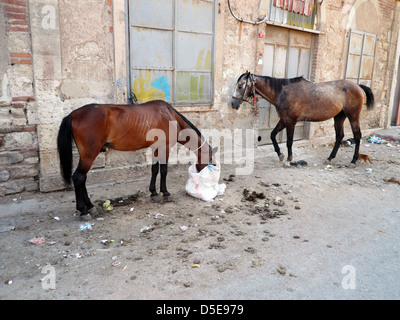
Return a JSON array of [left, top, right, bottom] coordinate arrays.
[[1, 128, 400, 300]]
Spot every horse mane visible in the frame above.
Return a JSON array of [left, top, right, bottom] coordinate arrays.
[[237, 72, 249, 83], [265, 76, 305, 95], [165, 103, 204, 140]]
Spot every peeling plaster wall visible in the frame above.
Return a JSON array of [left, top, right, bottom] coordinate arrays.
[[58, 0, 115, 102]]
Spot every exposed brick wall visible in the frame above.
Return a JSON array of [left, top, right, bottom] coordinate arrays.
[[379, 0, 395, 20], [10, 52, 32, 65], [2, 0, 29, 32], [0, 0, 39, 196]]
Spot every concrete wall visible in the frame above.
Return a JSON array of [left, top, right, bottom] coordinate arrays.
[[0, 0, 38, 196], [0, 0, 399, 197]]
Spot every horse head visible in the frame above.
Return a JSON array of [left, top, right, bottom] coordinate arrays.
[[196, 145, 219, 172], [231, 71, 253, 110]]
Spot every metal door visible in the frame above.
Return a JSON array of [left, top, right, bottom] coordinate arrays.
[[257, 26, 312, 145]]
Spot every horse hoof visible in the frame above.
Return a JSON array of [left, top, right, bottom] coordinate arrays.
[[80, 213, 93, 221], [324, 159, 332, 165], [279, 154, 285, 162], [163, 195, 174, 203], [150, 195, 162, 203], [348, 162, 356, 168], [283, 161, 291, 168]]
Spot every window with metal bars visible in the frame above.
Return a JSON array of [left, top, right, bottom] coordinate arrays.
[[345, 29, 377, 87], [127, 0, 216, 106], [267, 0, 318, 31]]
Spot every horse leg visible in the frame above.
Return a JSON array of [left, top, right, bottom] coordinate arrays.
[[271, 119, 286, 161], [72, 161, 94, 217], [349, 119, 362, 167], [327, 111, 346, 163], [285, 122, 296, 163], [160, 163, 171, 198], [149, 161, 160, 199]]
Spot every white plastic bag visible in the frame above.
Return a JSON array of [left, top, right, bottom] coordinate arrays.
[[185, 161, 226, 201]]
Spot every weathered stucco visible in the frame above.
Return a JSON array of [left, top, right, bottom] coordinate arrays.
[[0, 0, 400, 196]]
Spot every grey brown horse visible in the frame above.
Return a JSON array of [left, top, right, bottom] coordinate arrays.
[[232, 71, 374, 166]]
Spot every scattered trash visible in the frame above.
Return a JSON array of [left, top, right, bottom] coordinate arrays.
[[5, 279, 13, 285], [79, 222, 92, 231], [140, 225, 153, 233], [53, 216, 60, 221], [129, 207, 134, 212], [112, 261, 121, 267], [365, 168, 372, 173], [384, 177, 400, 185], [185, 161, 226, 202], [101, 239, 113, 246], [153, 213, 164, 219], [28, 237, 46, 245], [102, 200, 113, 212], [273, 197, 285, 207], [290, 160, 308, 168], [325, 164, 333, 171], [367, 135, 382, 144], [0, 225, 15, 233], [367, 135, 392, 144], [341, 138, 355, 146], [192, 264, 200, 268], [180, 226, 188, 232]]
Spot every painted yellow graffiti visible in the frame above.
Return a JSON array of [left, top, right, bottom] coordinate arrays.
[[133, 70, 169, 102], [177, 50, 211, 102], [134, 50, 211, 103]]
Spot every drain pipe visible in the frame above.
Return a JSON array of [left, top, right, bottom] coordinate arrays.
[[227, 0, 268, 25]]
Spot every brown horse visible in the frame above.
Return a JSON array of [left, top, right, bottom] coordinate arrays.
[[232, 71, 374, 166], [57, 100, 217, 217]]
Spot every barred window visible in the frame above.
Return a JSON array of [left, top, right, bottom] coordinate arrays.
[[345, 30, 377, 87], [267, 0, 318, 31], [128, 0, 216, 106]]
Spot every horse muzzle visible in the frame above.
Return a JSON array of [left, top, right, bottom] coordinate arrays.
[[231, 97, 241, 110]]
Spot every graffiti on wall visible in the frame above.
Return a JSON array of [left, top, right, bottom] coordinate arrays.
[[132, 49, 211, 103], [133, 70, 171, 102]]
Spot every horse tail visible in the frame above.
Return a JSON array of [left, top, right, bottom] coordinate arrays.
[[57, 114, 74, 186], [359, 84, 375, 110]]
